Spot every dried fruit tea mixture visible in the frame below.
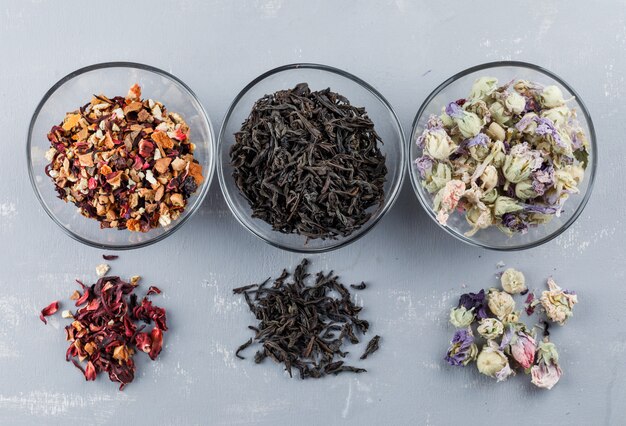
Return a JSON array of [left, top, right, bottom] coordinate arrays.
[[231, 83, 387, 240], [45, 84, 203, 232], [39, 258, 167, 390], [233, 259, 380, 378], [445, 267, 578, 390], [414, 77, 590, 236]]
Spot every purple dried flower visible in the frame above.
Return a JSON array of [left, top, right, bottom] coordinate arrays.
[[535, 117, 566, 148], [425, 115, 444, 130], [523, 204, 561, 215], [499, 325, 514, 350], [515, 113, 536, 132], [458, 289, 490, 319], [501, 213, 529, 234], [466, 133, 489, 147], [414, 156, 434, 179], [531, 164, 555, 196], [445, 328, 476, 366], [445, 102, 464, 119]]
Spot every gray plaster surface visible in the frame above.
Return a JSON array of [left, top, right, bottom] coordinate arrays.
[[1, 1, 625, 425]]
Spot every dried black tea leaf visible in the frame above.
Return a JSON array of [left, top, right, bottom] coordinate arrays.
[[230, 83, 387, 240], [233, 259, 378, 379], [360, 335, 381, 360]]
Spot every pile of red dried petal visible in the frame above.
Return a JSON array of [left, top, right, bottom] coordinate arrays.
[[41, 275, 167, 390]]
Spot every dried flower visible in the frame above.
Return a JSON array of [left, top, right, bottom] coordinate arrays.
[[422, 161, 452, 194], [455, 111, 483, 138], [509, 329, 537, 369], [540, 278, 578, 325], [39, 301, 59, 324], [414, 77, 589, 236], [531, 362, 562, 390], [531, 339, 562, 390], [502, 143, 544, 183], [445, 328, 478, 366], [476, 340, 511, 379], [540, 85, 565, 108], [43, 264, 168, 390], [449, 306, 475, 328], [458, 289, 490, 319], [487, 289, 516, 320], [502, 311, 521, 324], [434, 180, 466, 225], [422, 128, 457, 160], [505, 92, 526, 114], [477, 318, 504, 340], [500, 268, 526, 294], [469, 76, 499, 102]]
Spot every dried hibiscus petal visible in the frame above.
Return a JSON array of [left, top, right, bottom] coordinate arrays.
[[149, 328, 163, 360], [39, 301, 59, 324], [146, 286, 161, 295], [42, 268, 168, 391], [135, 332, 152, 353]]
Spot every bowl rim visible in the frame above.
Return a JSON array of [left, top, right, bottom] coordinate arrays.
[[27, 61, 216, 250], [408, 60, 598, 251], [217, 62, 406, 253]]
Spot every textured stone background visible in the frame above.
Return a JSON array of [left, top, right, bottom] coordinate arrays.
[[1, 1, 624, 425]]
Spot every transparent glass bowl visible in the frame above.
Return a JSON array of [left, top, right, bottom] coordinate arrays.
[[27, 62, 215, 250], [218, 63, 405, 253], [409, 61, 597, 250]]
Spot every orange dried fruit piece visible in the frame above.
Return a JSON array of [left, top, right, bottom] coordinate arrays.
[[123, 101, 143, 114], [62, 113, 82, 131], [125, 219, 142, 232], [127, 84, 141, 101], [77, 152, 94, 167], [153, 158, 172, 174], [100, 164, 113, 176], [188, 161, 204, 185], [151, 131, 174, 150]]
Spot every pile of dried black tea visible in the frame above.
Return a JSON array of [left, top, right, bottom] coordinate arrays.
[[233, 259, 380, 379], [230, 83, 387, 240]]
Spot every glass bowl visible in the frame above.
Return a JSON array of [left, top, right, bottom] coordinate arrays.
[[218, 63, 405, 253], [27, 62, 215, 250], [409, 61, 597, 250]]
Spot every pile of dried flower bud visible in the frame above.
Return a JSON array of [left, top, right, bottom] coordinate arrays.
[[445, 267, 578, 390], [415, 77, 590, 236], [39, 257, 167, 390], [45, 84, 203, 232]]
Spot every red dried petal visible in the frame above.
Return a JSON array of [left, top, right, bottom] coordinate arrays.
[[85, 361, 97, 381], [138, 140, 154, 158], [146, 286, 162, 295], [135, 332, 152, 353], [148, 328, 163, 360], [75, 289, 89, 306], [39, 301, 59, 324], [132, 156, 144, 170], [174, 129, 187, 141], [88, 177, 98, 190]]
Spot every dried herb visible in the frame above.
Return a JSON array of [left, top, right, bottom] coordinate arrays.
[[360, 335, 381, 360], [39, 301, 59, 324], [231, 83, 387, 240], [234, 259, 377, 379], [45, 84, 203, 232], [41, 269, 168, 390], [350, 282, 367, 290]]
